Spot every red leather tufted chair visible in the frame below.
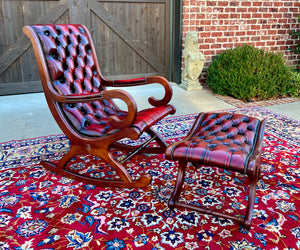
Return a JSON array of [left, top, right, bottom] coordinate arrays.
[[23, 24, 175, 188], [166, 112, 266, 228]]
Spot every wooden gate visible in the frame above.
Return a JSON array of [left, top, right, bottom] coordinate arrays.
[[0, 0, 171, 95]]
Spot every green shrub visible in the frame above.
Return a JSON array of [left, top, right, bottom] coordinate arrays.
[[285, 68, 300, 97], [206, 44, 291, 101]]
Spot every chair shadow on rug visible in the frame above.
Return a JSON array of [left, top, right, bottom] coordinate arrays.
[[23, 24, 175, 188]]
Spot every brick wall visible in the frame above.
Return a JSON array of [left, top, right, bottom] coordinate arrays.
[[182, 0, 300, 82]]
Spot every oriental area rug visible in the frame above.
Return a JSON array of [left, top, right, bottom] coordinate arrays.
[[0, 107, 299, 249]]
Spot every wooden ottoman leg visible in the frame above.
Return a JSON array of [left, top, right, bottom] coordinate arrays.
[[244, 166, 260, 229], [168, 161, 187, 209]]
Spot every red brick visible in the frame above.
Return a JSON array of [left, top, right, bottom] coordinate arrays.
[[278, 29, 288, 35], [269, 7, 278, 13], [247, 19, 258, 24], [217, 37, 228, 43], [263, 2, 272, 7], [223, 43, 234, 48], [199, 44, 210, 50], [182, 14, 189, 19], [273, 2, 283, 7], [256, 41, 266, 46], [207, 1, 217, 6], [190, 7, 200, 12], [235, 31, 246, 36], [200, 20, 212, 25], [263, 13, 273, 19], [183, 20, 189, 25], [273, 13, 283, 19], [225, 8, 237, 12], [253, 2, 262, 7], [218, 13, 229, 19], [241, 2, 251, 7], [200, 32, 211, 38], [261, 35, 271, 40], [205, 38, 216, 43], [251, 36, 261, 41], [240, 37, 250, 42], [279, 7, 288, 12], [242, 13, 251, 19], [204, 50, 216, 55], [248, 7, 258, 12], [213, 7, 224, 13], [284, 2, 293, 7], [276, 41, 285, 45], [213, 20, 224, 25], [230, 13, 240, 18], [196, 13, 205, 19], [247, 31, 257, 36], [205, 26, 216, 31], [251, 25, 261, 30], [218, 1, 229, 7], [216, 26, 227, 31], [252, 13, 262, 18], [259, 7, 268, 12], [230, 1, 240, 7], [262, 25, 271, 29], [224, 31, 235, 36], [211, 43, 222, 49], [211, 32, 223, 37], [284, 12, 292, 18], [267, 41, 276, 46], [237, 8, 248, 12], [228, 37, 239, 42], [190, 20, 198, 26], [268, 30, 277, 35]]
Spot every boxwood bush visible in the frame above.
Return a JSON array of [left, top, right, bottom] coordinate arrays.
[[286, 68, 300, 97], [206, 44, 291, 101]]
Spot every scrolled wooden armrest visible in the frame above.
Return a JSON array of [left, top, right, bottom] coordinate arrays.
[[48, 88, 137, 130], [103, 76, 173, 107]]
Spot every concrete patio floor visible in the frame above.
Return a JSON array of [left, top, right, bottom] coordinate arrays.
[[0, 82, 299, 142]]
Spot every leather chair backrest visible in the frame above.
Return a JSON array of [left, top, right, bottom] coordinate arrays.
[[31, 24, 123, 136]]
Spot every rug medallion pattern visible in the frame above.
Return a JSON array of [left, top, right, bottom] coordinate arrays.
[[0, 107, 299, 249]]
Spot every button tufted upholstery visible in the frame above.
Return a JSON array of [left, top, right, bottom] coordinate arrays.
[[166, 112, 266, 229], [30, 24, 175, 137], [23, 24, 176, 188], [166, 112, 261, 174]]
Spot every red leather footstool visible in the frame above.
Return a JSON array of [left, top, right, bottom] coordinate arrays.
[[166, 112, 267, 229]]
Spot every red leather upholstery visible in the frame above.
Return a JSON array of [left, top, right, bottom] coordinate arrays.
[[31, 24, 174, 136], [166, 112, 266, 228], [166, 112, 262, 174]]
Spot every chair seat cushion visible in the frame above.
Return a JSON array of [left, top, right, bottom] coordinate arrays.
[[63, 103, 175, 137], [166, 112, 262, 174]]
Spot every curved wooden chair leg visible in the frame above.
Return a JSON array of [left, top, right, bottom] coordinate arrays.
[[41, 145, 151, 188], [244, 168, 260, 229], [168, 161, 187, 209], [41, 145, 83, 173], [99, 150, 152, 188]]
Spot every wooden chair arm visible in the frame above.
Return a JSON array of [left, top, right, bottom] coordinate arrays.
[[104, 76, 173, 107], [48, 89, 137, 130]]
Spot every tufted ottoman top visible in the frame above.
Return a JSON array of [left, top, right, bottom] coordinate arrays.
[[166, 112, 264, 174]]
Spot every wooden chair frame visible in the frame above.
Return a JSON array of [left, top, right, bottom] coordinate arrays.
[[166, 112, 266, 229], [23, 24, 175, 188]]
